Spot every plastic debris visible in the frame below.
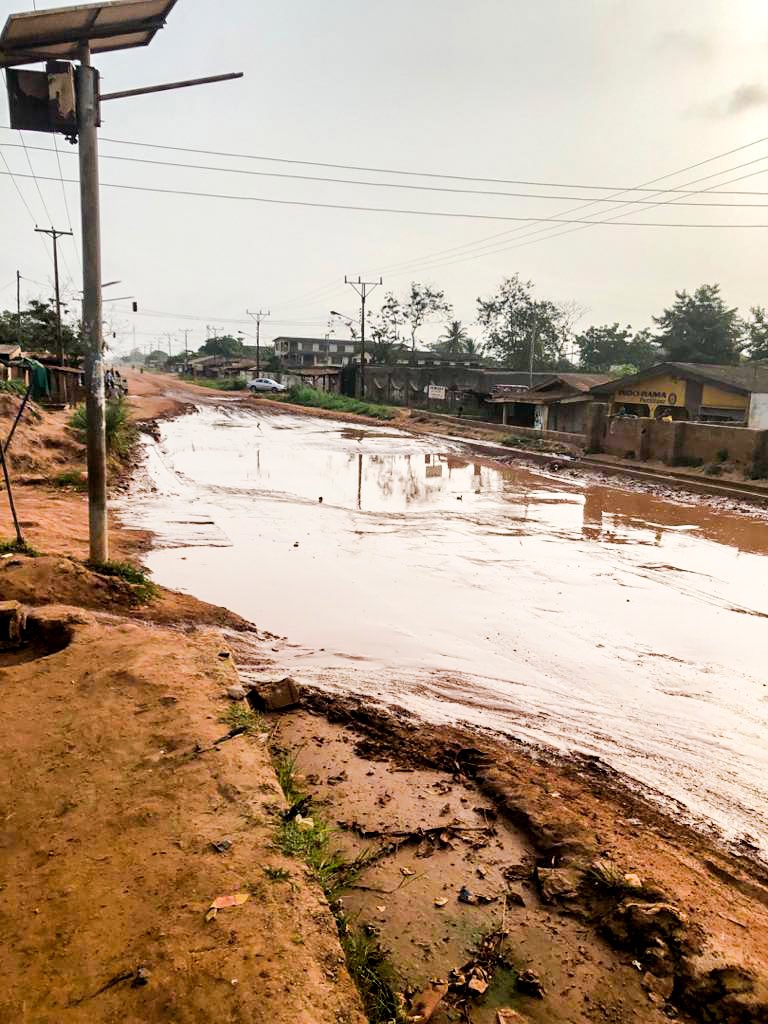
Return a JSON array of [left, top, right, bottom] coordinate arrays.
[[210, 839, 232, 853], [206, 892, 250, 922], [294, 813, 315, 832], [434, 897, 448, 908]]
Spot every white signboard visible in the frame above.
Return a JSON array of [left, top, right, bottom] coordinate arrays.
[[427, 384, 446, 400]]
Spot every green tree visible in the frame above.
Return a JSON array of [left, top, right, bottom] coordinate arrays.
[[576, 323, 633, 371], [744, 306, 768, 361], [476, 275, 565, 371], [433, 319, 472, 355], [402, 282, 452, 353], [198, 334, 244, 358], [0, 299, 83, 361], [368, 292, 407, 364], [575, 323, 660, 372], [146, 349, 169, 367], [653, 284, 742, 365]]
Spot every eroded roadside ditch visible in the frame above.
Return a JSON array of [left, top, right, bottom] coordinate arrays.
[[230, 629, 768, 1024]]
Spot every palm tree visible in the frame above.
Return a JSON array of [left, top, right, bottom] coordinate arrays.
[[436, 319, 472, 355]]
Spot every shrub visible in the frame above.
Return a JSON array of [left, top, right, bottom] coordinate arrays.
[[86, 559, 157, 603], [52, 470, 87, 491], [69, 398, 137, 457], [715, 448, 729, 463], [284, 385, 396, 421], [0, 379, 26, 396]]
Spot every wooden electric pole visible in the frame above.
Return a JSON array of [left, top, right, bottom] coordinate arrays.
[[344, 276, 382, 399], [34, 226, 73, 364], [247, 309, 270, 376]]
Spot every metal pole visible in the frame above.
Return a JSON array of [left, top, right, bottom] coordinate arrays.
[[16, 270, 21, 342], [0, 440, 23, 547], [256, 317, 260, 376], [78, 43, 108, 564]]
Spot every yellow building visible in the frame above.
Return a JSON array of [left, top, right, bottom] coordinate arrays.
[[593, 362, 768, 428]]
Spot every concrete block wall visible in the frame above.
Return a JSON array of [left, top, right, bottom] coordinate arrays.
[[592, 408, 768, 473]]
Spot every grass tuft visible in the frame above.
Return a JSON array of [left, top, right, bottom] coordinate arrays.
[[86, 559, 158, 603], [338, 919, 407, 1024], [52, 469, 87, 491], [69, 398, 138, 458], [283, 385, 396, 421], [0, 537, 39, 556], [0, 380, 26, 396], [219, 702, 265, 734]]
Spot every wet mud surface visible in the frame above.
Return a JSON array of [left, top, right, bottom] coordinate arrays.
[[271, 709, 675, 1024], [120, 405, 768, 852]]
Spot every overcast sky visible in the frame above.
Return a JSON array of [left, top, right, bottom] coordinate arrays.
[[2, 0, 768, 357]]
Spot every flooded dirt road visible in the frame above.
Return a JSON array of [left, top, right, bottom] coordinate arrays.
[[122, 405, 768, 852]]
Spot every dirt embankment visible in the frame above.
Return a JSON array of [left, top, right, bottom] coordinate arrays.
[[0, 378, 370, 1023], [3, 371, 768, 1023]]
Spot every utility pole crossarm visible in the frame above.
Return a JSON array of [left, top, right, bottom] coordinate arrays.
[[344, 276, 383, 399], [34, 226, 74, 365], [247, 309, 270, 377]]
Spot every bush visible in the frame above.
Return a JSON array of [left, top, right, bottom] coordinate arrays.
[[715, 448, 729, 463], [284, 385, 396, 421], [52, 470, 87, 491], [86, 559, 157, 603], [69, 398, 137, 457], [180, 377, 247, 391], [0, 379, 26, 396]]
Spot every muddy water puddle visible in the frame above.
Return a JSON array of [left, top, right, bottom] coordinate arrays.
[[273, 710, 668, 1024], [121, 405, 768, 851]]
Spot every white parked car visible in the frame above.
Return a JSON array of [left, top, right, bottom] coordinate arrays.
[[247, 377, 287, 394]]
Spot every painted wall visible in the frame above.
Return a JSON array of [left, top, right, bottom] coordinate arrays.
[[701, 384, 747, 411], [600, 415, 768, 470], [611, 373, 687, 413]]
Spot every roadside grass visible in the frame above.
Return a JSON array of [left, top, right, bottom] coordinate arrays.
[[86, 559, 158, 603], [52, 469, 87, 491], [0, 537, 40, 556], [282, 385, 397, 421], [271, 743, 405, 1022], [0, 380, 26, 396], [219, 702, 265, 734], [180, 376, 248, 391], [69, 398, 138, 458]]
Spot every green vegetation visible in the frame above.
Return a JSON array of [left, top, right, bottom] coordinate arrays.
[[337, 919, 407, 1024], [284, 385, 396, 420], [219, 702, 265, 734], [262, 865, 291, 882], [69, 398, 137, 458], [180, 376, 248, 391], [0, 537, 39, 556], [86, 559, 157, 603], [716, 448, 729, 463], [271, 745, 403, 1022], [52, 469, 87, 491], [672, 455, 704, 469], [0, 379, 26, 396]]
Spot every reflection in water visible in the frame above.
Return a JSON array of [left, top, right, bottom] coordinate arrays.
[[121, 406, 768, 852]]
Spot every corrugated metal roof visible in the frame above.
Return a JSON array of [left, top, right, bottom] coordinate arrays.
[[0, 0, 178, 67], [592, 361, 768, 396]]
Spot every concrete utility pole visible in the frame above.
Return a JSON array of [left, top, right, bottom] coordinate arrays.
[[344, 276, 382, 399], [34, 226, 73, 364], [1, 0, 243, 565], [247, 309, 270, 376], [15, 270, 21, 341], [181, 328, 191, 368]]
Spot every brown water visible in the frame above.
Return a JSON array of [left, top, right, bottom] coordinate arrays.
[[122, 405, 768, 852]]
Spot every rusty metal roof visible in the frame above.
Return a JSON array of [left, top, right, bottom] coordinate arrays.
[[0, 0, 178, 68]]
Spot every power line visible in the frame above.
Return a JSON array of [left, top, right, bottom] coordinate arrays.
[[365, 153, 768, 279], [2, 168, 767, 227], [89, 132, 768, 195], [5, 140, 768, 208], [16, 130, 56, 227]]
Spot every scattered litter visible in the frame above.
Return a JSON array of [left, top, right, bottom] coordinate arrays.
[[210, 839, 232, 853], [632, 959, 643, 971], [400, 866, 415, 877], [206, 892, 250, 922], [376, 904, 387, 913], [497, 1010, 529, 1023], [283, 795, 312, 821], [434, 897, 448, 908], [218, 651, 231, 660], [293, 541, 299, 547], [409, 980, 448, 1021], [516, 969, 545, 998], [294, 813, 315, 832], [131, 967, 151, 988], [458, 886, 477, 905]]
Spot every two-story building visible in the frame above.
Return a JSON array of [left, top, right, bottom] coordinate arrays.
[[274, 336, 357, 368]]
